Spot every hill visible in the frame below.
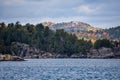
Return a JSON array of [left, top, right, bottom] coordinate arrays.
[[42, 21, 101, 32], [42, 21, 109, 40]]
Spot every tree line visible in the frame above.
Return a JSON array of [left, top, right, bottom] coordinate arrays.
[[0, 22, 120, 56]]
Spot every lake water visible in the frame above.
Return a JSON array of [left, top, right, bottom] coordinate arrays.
[[0, 59, 120, 80]]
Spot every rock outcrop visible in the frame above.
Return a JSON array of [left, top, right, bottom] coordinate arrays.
[[0, 54, 24, 61], [88, 47, 120, 58], [11, 42, 41, 58], [10, 42, 56, 58], [10, 42, 120, 59]]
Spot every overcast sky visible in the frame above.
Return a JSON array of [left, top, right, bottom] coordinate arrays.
[[0, 0, 120, 28]]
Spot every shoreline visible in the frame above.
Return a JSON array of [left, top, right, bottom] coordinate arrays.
[[1, 57, 120, 61], [1, 56, 120, 62]]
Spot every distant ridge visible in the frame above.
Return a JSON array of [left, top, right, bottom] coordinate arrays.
[[42, 21, 120, 41], [42, 21, 103, 40], [42, 21, 101, 32]]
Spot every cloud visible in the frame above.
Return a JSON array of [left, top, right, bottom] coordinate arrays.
[[1, 15, 120, 29], [0, 0, 26, 6], [76, 5, 94, 13], [73, 4, 101, 14], [0, 0, 120, 28]]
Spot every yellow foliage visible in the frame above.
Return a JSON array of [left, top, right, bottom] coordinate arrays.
[[91, 39, 96, 44]]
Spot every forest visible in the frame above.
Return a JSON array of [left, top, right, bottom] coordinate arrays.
[[0, 22, 120, 56]]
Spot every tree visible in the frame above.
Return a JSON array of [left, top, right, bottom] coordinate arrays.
[[94, 39, 112, 49], [15, 21, 21, 29], [0, 22, 100, 56]]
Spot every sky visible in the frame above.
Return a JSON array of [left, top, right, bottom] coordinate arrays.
[[0, 0, 120, 28]]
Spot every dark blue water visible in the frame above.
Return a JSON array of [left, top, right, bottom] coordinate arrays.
[[0, 59, 120, 80]]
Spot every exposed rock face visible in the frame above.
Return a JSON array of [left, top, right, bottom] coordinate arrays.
[[10, 42, 56, 58], [112, 47, 120, 58], [88, 47, 120, 58], [42, 21, 108, 39], [70, 47, 120, 58], [56, 54, 68, 58], [70, 53, 87, 58], [10, 42, 120, 58], [0, 54, 24, 61], [11, 42, 41, 58], [40, 52, 56, 58]]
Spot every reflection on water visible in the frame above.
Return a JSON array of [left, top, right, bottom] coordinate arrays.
[[0, 59, 120, 80]]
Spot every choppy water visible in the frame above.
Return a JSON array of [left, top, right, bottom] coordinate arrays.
[[0, 59, 120, 80]]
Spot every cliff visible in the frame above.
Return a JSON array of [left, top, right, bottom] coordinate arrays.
[[11, 42, 56, 58]]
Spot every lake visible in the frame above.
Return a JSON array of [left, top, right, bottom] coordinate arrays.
[[0, 59, 120, 80]]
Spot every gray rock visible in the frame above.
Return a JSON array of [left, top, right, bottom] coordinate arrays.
[[56, 54, 68, 58], [89, 47, 120, 58], [11, 42, 41, 58]]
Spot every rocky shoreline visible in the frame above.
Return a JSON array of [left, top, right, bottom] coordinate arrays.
[[11, 42, 120, 59], [27, 48, 120, 59], [0, 54, 24, 61], [0, 42, 120, 61]]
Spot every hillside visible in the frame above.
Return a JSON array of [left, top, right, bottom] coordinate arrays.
[[42, 21, 109, 40], [105, 26, 120, 40], [42, 21, 101, 32], [42, 21, 120, 41], [0, 22, 120, 59]]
